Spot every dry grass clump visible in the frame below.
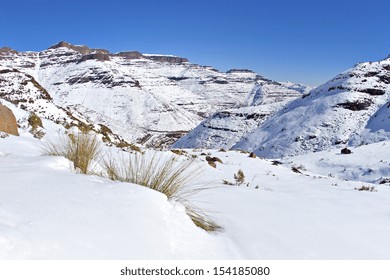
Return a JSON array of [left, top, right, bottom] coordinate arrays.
[[102, 152, 221, 231], [234, 169, 245, 185], [28, 112, 42, 129], [170, 149, 188, 156], [43, 131, 220, 232], [223, 169, 246, 186], [184, 203, 222, 232], [28, 112, 45, 139], [43, 131, 101, 174], [103, 152, 197, 199]]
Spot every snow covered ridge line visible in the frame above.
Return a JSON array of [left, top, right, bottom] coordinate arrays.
[[2, 41, 190, 64]]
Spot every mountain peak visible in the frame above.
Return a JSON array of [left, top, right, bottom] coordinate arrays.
[[0, 46, 18, 54], [48, 41, 109, 55]]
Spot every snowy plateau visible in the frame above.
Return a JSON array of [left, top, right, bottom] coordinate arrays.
[[0, 42, 390, 259]]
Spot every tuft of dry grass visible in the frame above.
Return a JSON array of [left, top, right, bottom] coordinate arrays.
[[102, 152, 222, 231], [183, 203, 222, 232], [103, 152, 197, 199], [43, 131, 101, 174], [28, 112, 45, 139]]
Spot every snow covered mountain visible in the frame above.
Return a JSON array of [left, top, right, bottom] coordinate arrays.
[[173, 81, 308, 149], [0, 42, 308, 148], [234, 56, 390, 157], [175, 56, 390, 157]]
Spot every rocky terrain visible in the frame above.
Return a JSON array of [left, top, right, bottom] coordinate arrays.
[[0, 42, 309, 148]]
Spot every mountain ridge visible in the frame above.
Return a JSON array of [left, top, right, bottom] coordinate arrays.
[[0, 41, 309, 148]]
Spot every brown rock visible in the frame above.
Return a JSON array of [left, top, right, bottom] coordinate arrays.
[[249, 152, 256, 158], [0, 104, 19, 136]]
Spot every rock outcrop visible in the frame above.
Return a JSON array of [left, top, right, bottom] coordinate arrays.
[[0, 104, 19, 136], [78, 53, 111, 63], [117, 51, 143, 59]]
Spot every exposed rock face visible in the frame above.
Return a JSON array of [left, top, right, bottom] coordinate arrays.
[[145, 55, 189, 64], [0, 104, 19, 136], [117, 51, 143, 59], [78, 53, 110, 63]]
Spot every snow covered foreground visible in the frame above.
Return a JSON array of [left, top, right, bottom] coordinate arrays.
[[1, 122, 390, 259]]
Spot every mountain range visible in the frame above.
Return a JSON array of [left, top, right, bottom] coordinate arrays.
[[1, 42, 389, 156]]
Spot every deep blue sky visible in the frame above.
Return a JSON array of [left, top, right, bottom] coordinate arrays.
[[1, 0, 389, 86]]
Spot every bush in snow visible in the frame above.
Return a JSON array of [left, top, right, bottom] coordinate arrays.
[[234, 169, 245, 185], [223, 169, 246, 186], [355, 185, 377, 192]]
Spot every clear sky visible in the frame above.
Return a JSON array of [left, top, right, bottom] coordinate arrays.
[[1, 0, 389, 86]]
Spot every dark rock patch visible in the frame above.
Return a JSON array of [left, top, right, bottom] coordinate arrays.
[[361, 88, 385, 96], [168, 76, 189, 81], [226, 69, 255, 74], [146, 55, 188, 64], [336, 100, 372, 111], [341, 147, 352, 154]]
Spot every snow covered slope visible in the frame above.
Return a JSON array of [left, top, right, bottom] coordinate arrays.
[[1, 103, 390, 259], [232, 57, 390, 157], [0, 43, 308, 148]]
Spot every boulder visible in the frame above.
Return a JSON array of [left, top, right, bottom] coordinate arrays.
[[0, 104, 19, 136]]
